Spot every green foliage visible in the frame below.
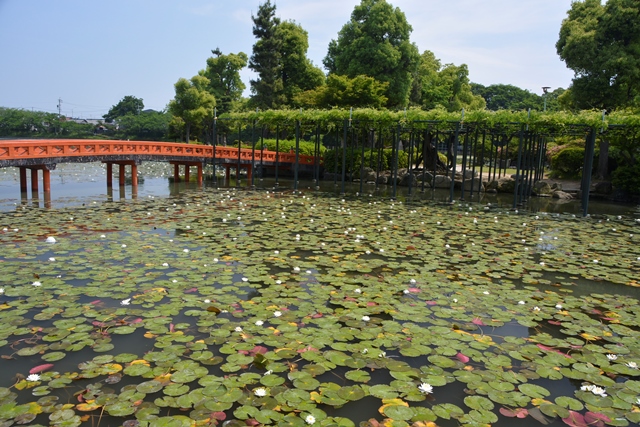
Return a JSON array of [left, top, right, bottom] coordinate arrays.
[[103, 96, 144, 123], [323, 147, 408, 174], [249, 3, 324, 109], [168, 75, 216, 143], [471, 83, 543, 111], [201, 49, 248, 115], [295, 75, 389, 109], [557, 0, 640, 110], [612, 163, 640, 194], [551, 146, 587, 178], [249, 0, 285, 109], [414, 52, 485, 112], [324, 0, 420, 108], [114, 111, 172, 141], [253, 139, 325, 156]]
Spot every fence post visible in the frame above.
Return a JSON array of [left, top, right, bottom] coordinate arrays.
[[581, 128, 597, 217]]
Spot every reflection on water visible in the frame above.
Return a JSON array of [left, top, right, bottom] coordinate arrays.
[[1, 162, 639, 217]]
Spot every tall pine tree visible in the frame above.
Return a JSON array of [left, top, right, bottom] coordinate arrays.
[[249, 1, 285, 109]]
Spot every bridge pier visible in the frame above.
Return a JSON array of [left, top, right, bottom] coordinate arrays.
[[104, 161, 139, 188], [19, 165, 54, 197], [170, 162, 203, 186]]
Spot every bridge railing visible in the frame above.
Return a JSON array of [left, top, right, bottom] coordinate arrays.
[[0, 140, 319, 164]]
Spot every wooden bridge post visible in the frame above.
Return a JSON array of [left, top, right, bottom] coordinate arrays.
[[106, 163, 113, 187], [119, 164, 126, 186], [246, 164, 252, 183], [19, 167, 27, 193], [30, 168, 39, 197], [225, 165, 230, 181], [42, 168, 51, 193], [197, 164, 203, 185], [174, 164, 180, 182], [131, 164, 138, 187], [184, 165, 190, 183]]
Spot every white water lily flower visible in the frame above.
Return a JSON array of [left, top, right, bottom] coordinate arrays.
[[274, 250, 279, 254], [183, 249, 189, 253], [403, 289, 410, 294], [162, 263, 169, 267], [627, 361, 638, 369], [518, 301, 525, 305], [354, 288, 361, 294], [255, 320, 264, 326], [410, 279, 416, 285], [235, 326, 242, 332], [273, 311, 282, 317], [361, 315, 370, 321], [581, 384, 594, 392], [378, 351, 386, 358], [482, 291, 490, 295], [241, 277, 249, 282], [533, 306, 541, 312], [275, 280, 282, 285], [26, 374, 41, 382], [591, 386, 607, 397], [606, 354, 618, 361], [32, 281, 42, 287], [253, 387, 267, 397], [49, 257, 55, 261], [121, 298, 131, 306], [0, 288, 4, 295], [418, 383, 433, 394], [555, 304, 563, 309], [264, 370, 273, 376], [46, 236, 56, 243], [100, 234, 106, 238], [305, 415, 316, 425], [204, 299, 211, 304], [121, 244, 127, 248], [453, 298, 458, 303]]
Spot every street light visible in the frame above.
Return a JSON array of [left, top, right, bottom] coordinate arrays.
[[542, 87, 551, 112]]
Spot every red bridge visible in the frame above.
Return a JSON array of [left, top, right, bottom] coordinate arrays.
[[0, 139, 320, 195]]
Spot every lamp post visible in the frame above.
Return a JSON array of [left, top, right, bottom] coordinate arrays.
[[542, 87, 551, 112]]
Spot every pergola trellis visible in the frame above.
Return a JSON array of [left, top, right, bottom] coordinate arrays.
[[212, 117, 614, 216]]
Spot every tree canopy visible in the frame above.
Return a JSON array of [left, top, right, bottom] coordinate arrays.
[[294, 74, 388, 109], [200, 49, 248, 115], [413, 51, 485, 112], [168, 76, 216, 143], [471, 83, 543, 111], [323, 0, 420, 109], [249, 1, 324, 110], [103, 96, 144, 123], [557, 0, 640, 110]]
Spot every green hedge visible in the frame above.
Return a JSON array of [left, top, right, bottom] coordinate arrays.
[[323, 148, 409, 174], [255, 139, 326, 156], [612, 163, 640, 194]]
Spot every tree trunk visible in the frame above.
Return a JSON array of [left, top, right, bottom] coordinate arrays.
[[186, 123, 191, 144], [597, 138, 609, 179]]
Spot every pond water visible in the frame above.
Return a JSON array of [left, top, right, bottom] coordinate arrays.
[[0, 163, 639, 427]]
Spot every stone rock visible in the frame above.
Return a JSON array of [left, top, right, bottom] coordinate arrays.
[[552, 190, 573, 199], [376, 175, 388, 185], [489, 177, 515, 193], [433, 175, 452, 188], [461, 178, 484, 192], [592, 181, 612, 195], [532, 180, 552, 196]]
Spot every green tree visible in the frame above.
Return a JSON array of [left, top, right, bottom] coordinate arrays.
[[103, 96, 144, 123], [277, 21, 325, 106], [323, 0, 420, 108], [200, 48, 248, 115], [414, 51, 485, 112], [556, 0, 640, 110], [168, 76, 216, 143], [294, 74, 388, 108], [471, 83, 543, 111], [115, 110, 171, 141], [249, 0, 284, 109]]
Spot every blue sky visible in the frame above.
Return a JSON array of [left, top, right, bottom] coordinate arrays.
[[0, 0, 574, 118]]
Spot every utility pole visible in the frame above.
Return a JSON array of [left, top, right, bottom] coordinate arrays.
[[542, 87, 550, 112], [56, 98, 63, 134]]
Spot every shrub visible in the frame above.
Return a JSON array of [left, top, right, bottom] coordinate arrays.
[[550, 147, 586, 178], [612, 163, 640, 194], [323, 148, 408, 173]]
